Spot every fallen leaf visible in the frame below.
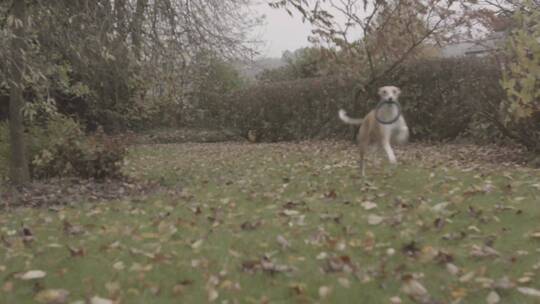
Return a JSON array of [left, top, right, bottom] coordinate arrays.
[[207, 288, 219, 302], [2, 281, 13, 292], [518, 276, 532, 284], [446, 263, 460, 276], [486, 290, 500, 304], [113, 261, 125, 270], [289, 282, 306, 295], [459, 271, 475, 283], [338, 277, 350, 288], [34, 289, 70, 304], [493, 276, 514, 290], [67, 245, 85, 257], [517, 287, 540, 297], [390, 296, 402, 304], [401, 276, 431, 303], [90, 296, 113, 304], [276, 235, 290, 249], [21, 226, 34, 244], [361, 201, 377, 210], [18, 270, 46, 280], [367, 214, 384, 225], [318, 286, 332, 298], [190, 239, 204, 250]]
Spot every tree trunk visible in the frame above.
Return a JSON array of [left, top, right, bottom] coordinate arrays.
[[131, 0, 148, 60], [9, 0, 30, 186]]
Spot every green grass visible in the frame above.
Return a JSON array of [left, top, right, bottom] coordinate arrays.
[[1, 142, 540, 303]]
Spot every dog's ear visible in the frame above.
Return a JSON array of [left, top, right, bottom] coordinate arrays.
[[396, 87, 401, 96]]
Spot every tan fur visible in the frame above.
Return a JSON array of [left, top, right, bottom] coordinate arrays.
[[339, 86, 409, 176]]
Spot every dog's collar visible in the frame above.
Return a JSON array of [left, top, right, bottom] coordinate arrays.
[[375, 100, 401, 125]]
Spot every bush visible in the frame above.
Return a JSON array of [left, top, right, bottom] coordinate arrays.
[[385, 57, 504, 141], [223, 76, 359, 141], [0, 115, 128, 181], [497, 3, 540, 153], [219, 57, 504, 142]]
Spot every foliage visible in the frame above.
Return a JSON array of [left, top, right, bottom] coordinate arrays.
[[0, 0, 260, 131], [220, 57, 504, 142], [0, 115, 128, 180], [498, 1, 540, 152], [141, 52, 248, 129], [257, 47, 331, 82], [269, 0, 480, 93]]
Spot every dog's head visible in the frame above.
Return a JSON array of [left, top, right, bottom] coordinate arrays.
[[378, 86, 401, 102]]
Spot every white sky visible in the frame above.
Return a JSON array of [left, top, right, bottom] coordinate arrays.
[[251, 1, 363, 58], [252, 2, 314, 58]]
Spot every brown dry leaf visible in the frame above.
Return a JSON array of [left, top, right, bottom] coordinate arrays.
[[419, 246, 438, 262], [451, 287, 467, 301], [21, 226, 34, 245], [63, 220, 85, 236], [67, 245, 85, 257], [34, 289, 70, 304], [362, 231, 375, 252]]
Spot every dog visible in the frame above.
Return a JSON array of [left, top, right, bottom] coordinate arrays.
[[339, 85, 409, 176]]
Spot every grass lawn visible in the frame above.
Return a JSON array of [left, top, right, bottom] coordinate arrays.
[[1, 141, 540, 303]]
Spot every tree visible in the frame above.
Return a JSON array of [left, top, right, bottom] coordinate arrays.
[[0, 0, 261, 183], [8, 0, 30, 185], [498, 0, 540, 152], [270, 0, 474, 94]]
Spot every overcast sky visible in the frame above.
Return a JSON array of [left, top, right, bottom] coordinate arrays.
[[252, 2, 314, 58], [251, 1, 364, 59]]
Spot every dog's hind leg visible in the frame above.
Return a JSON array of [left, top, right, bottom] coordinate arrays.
[[358, 150, 365, 177]]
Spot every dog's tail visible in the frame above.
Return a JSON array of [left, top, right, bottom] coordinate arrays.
[[338, 109, 363, 125]]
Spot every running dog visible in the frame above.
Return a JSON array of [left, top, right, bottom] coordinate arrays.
[[338, 86, 409, 176]]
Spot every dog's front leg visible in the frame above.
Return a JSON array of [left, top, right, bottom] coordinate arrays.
[[382, 129, 397, 164]]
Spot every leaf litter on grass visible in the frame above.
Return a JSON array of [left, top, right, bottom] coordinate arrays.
[[1, 141, 539, 303]]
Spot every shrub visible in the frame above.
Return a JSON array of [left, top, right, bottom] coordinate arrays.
[[497, 2, 540, 153], [220, 57, 504, 142], [385, 57, 504, 141], [0, 115, 128, 181], [223, 76, 360, 141]]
